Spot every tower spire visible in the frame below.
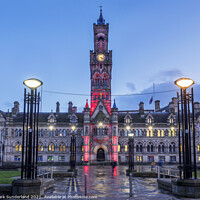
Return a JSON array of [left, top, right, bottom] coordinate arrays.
[[97, 5, 105, 25]]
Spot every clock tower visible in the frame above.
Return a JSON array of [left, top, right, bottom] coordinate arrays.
[[90, 7, 112, 115]]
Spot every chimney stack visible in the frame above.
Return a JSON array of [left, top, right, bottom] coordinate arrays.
[[155, 100, 160, 112], [56, 101, 60, 113], [68, 101, 73, 114], [139, 102, 144, 115]]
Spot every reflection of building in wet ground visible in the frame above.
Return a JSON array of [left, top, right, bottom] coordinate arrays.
[[43, 166, 193, 200]]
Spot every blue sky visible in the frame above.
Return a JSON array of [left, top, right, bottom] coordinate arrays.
[[0, 0, 200, 112]]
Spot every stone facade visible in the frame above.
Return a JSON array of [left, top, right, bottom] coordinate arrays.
[[0, 10, 200, 166]]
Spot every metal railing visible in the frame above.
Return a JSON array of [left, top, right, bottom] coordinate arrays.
[[37, 167, 53, 179], [153, 166, 180, 178]]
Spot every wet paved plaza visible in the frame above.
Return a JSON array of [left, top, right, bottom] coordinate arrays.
[[43, 165, 197, 200]]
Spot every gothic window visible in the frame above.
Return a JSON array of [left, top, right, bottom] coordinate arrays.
[[136, 143, 143, 152], [118, 144, 121, 152], [147, 118, 152, 124], [99, 127, 103, 135], [125, 145, 128, 152], [172, 128, 176, 137], [48, 143, 55, 152], [38, 143, 44, 152], [19, 129, 22, 137], [147, 143, 154, 152], [157, 129, 161, 137], [59, 143, 65, 152], [198, 144, 200, 152], [169, 143, 176, 153], [59, 129, 63, 137], [63, 129, 66, 137], [104, 127, 108, 135], [135, 129, 139, 137], [161, 129, 165, 137], [49, 117, 54, 123], [103, 79, 108, 88], [15, 142, 21, 152], [71, 116, 76, 123], [15, 129, 18, 137], [95, 79, 100, 88], [139, 130, 142, 136], [158, 143, 165, 153]]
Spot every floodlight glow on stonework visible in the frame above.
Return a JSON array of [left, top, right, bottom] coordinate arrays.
[[49, 126, 53, 131], [175, 78, 194, 89], [126, 126, 130, 131], [23, 78, 43, 89], [149, 126, 153, 130], [128, 132, 134, 137], [71, 126, 76, 131], [99, 122, 103, 127]]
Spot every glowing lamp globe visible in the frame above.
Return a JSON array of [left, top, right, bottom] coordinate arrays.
[[175, 78, 194, 89], [23, 78, 43, 89]]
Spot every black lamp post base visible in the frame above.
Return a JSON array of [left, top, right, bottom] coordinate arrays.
[[68, 168, 78, 176], [12, 179, 44, 196], [126, 169, 136, 176]]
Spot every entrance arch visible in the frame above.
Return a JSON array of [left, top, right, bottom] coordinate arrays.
[[97, 148, 105, 161]]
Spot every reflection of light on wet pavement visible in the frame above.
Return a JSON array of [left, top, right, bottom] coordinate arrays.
[[45, 165, 194, 199]]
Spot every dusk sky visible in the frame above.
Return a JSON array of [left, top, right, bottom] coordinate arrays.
[[0, 0, 200, 112]]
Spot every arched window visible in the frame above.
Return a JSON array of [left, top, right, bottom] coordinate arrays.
[[147, 130, 150, 137], [135, 129, 139, 137], [59, 143, 65, 152], [172, 128, 176, 137], [161, 129, 165, 137], [157, 130, 161, 137], [169, 143, 176, 153], [118, 144, 121, 152], [48, 143, 55, 152], [59, 129, 63, 137], [168, 129, 172, 137], [15, 129, 18, 137], [125, 145, 128, 152], [38, 143, 44, 152], [63, 129, 66, 136], [139, 130, 142, 137], [158, 143, 165, 153], [41, 129, 44, 137], [147, 143, 154, 152], [198, 144, 200, 152], [19, 129, 22, 137], [136, 143, 143, 152], [15, 142, 21, 151], [103, 78, 108, 88], [95, 78, 100, 88]]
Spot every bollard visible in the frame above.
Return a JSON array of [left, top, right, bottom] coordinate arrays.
[[51, 167, 53, 179], [158, 166, 160, 179], [85, 174, 87, 197], [129, 172, 132, 197]]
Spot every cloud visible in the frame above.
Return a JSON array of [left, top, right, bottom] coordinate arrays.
[[149, 69, 183, 82], [115, 81, 200, 111], [126, 82, 136, 92]]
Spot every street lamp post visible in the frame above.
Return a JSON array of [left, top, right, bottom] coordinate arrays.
[[175, 77, 197, 179], [70, 125, 76, 170], [126, 126, 134, 172], [21, 78, 42, 179]]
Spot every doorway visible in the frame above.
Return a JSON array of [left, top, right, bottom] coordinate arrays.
[[97, 148, 105, 161]]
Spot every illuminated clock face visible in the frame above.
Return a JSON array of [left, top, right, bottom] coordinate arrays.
[[97, 54, 105, 61]]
